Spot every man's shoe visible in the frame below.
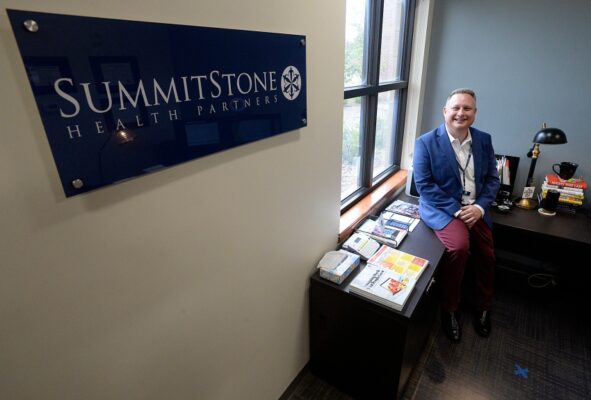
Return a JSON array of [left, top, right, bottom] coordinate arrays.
[[441, 311, 461, 342], [474, 310, 491, 337]]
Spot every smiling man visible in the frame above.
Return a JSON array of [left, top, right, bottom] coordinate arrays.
[[413, 88, 500, 342]]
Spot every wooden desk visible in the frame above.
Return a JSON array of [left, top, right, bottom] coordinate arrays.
[[492, 206, 591, 290], [309, 195, 445, 399], [492, 206, 591, 246]]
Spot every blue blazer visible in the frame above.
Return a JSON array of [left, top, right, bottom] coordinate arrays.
[[413, 124, 500, 230]]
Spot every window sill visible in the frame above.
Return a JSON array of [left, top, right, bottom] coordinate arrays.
[[339, 170, 408, 242]]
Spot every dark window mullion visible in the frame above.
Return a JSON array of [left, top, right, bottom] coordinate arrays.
[[358, 96, 370, 190], [362, 93, 378, 187], [399, 0, 416, 81], [360, 0, 384, 189], [344, 85, 377, 99], [367, 0, 383, 87], [344, 81, 408, 100], [377, 81, 408, 93]]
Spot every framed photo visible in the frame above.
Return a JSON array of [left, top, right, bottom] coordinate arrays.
[[496, 154, 520, 200]]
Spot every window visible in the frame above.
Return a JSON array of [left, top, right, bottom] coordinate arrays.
[[341, 0, 415, 210]]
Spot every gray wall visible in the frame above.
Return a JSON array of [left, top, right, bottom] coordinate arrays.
[[421, 0, 591, 203]]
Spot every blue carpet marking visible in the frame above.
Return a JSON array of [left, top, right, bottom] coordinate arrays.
[[514, 363, 529, 378]]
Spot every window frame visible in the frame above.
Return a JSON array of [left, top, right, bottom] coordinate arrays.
[[341, 0, 416, 212]]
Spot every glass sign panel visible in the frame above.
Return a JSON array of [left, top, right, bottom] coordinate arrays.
[[8, 10, 307, 197]]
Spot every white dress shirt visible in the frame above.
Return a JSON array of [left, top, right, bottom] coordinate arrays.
[[446, 129, 484, 218]]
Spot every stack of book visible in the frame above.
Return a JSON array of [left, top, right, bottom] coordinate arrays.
[[381, 199, 421, 231], [380, 211, 420, 231], [542, 174, 587, 213], [386, 199, 420, 219], [349, 245, 429, 311], [356, 218, 407, 248]]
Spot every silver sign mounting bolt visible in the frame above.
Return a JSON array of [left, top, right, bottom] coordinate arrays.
[[23, 20, 39, 33], [301, 118, 307, 125], [300, 38, 306, 47], [71, 179, 84, 189]]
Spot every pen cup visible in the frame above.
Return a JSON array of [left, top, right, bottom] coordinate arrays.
[[540, 189, 560, 214]]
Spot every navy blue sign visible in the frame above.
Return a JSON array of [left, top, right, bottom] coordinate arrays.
[[8, 10, 307, 197]]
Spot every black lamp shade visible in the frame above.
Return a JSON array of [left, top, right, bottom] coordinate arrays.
[[533, 127, 567, 144]]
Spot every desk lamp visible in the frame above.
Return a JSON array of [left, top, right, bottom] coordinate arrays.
[[515, 123, 567, 209]]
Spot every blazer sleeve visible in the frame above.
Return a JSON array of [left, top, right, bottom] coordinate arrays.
[[413, 135, 462, 219]]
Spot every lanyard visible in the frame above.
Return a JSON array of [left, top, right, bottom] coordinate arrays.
[[456, 146, 472, 196]]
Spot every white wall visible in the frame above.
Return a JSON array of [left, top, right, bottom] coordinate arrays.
[[0, 1, 346, 399]]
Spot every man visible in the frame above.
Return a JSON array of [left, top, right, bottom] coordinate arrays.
[[413, 88, 500, 342]]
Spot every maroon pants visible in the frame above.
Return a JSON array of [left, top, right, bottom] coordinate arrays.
[[434, 218, 495, 312]]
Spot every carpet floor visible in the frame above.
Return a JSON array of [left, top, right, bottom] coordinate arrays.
[[284, 285, 591, 400]]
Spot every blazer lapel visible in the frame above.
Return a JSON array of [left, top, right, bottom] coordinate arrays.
[[437, 125, 461, 183]]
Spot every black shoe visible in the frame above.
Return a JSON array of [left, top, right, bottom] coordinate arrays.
[[474, 310, 491, 337], [441, 311, 461, 342]]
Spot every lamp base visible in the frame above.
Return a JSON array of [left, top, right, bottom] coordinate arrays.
[[515, 197, 538, 210]]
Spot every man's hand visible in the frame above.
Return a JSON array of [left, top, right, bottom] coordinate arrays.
[[458, 204, 482, 229]]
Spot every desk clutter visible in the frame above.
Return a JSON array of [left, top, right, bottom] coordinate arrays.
[[494, 172, 588, 215], [316, 199, 429, 311], [541, 173, 587, 214], [345, 198, 421, 256]]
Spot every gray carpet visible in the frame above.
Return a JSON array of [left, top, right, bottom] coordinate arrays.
[[284, 287, 591, 400], [413, 289, 591, 400]]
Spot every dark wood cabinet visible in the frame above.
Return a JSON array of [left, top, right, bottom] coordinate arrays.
[[309, 201, 444, 399]]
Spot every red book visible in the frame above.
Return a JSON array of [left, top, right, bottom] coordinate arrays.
[[545, 174, 588, 189]]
